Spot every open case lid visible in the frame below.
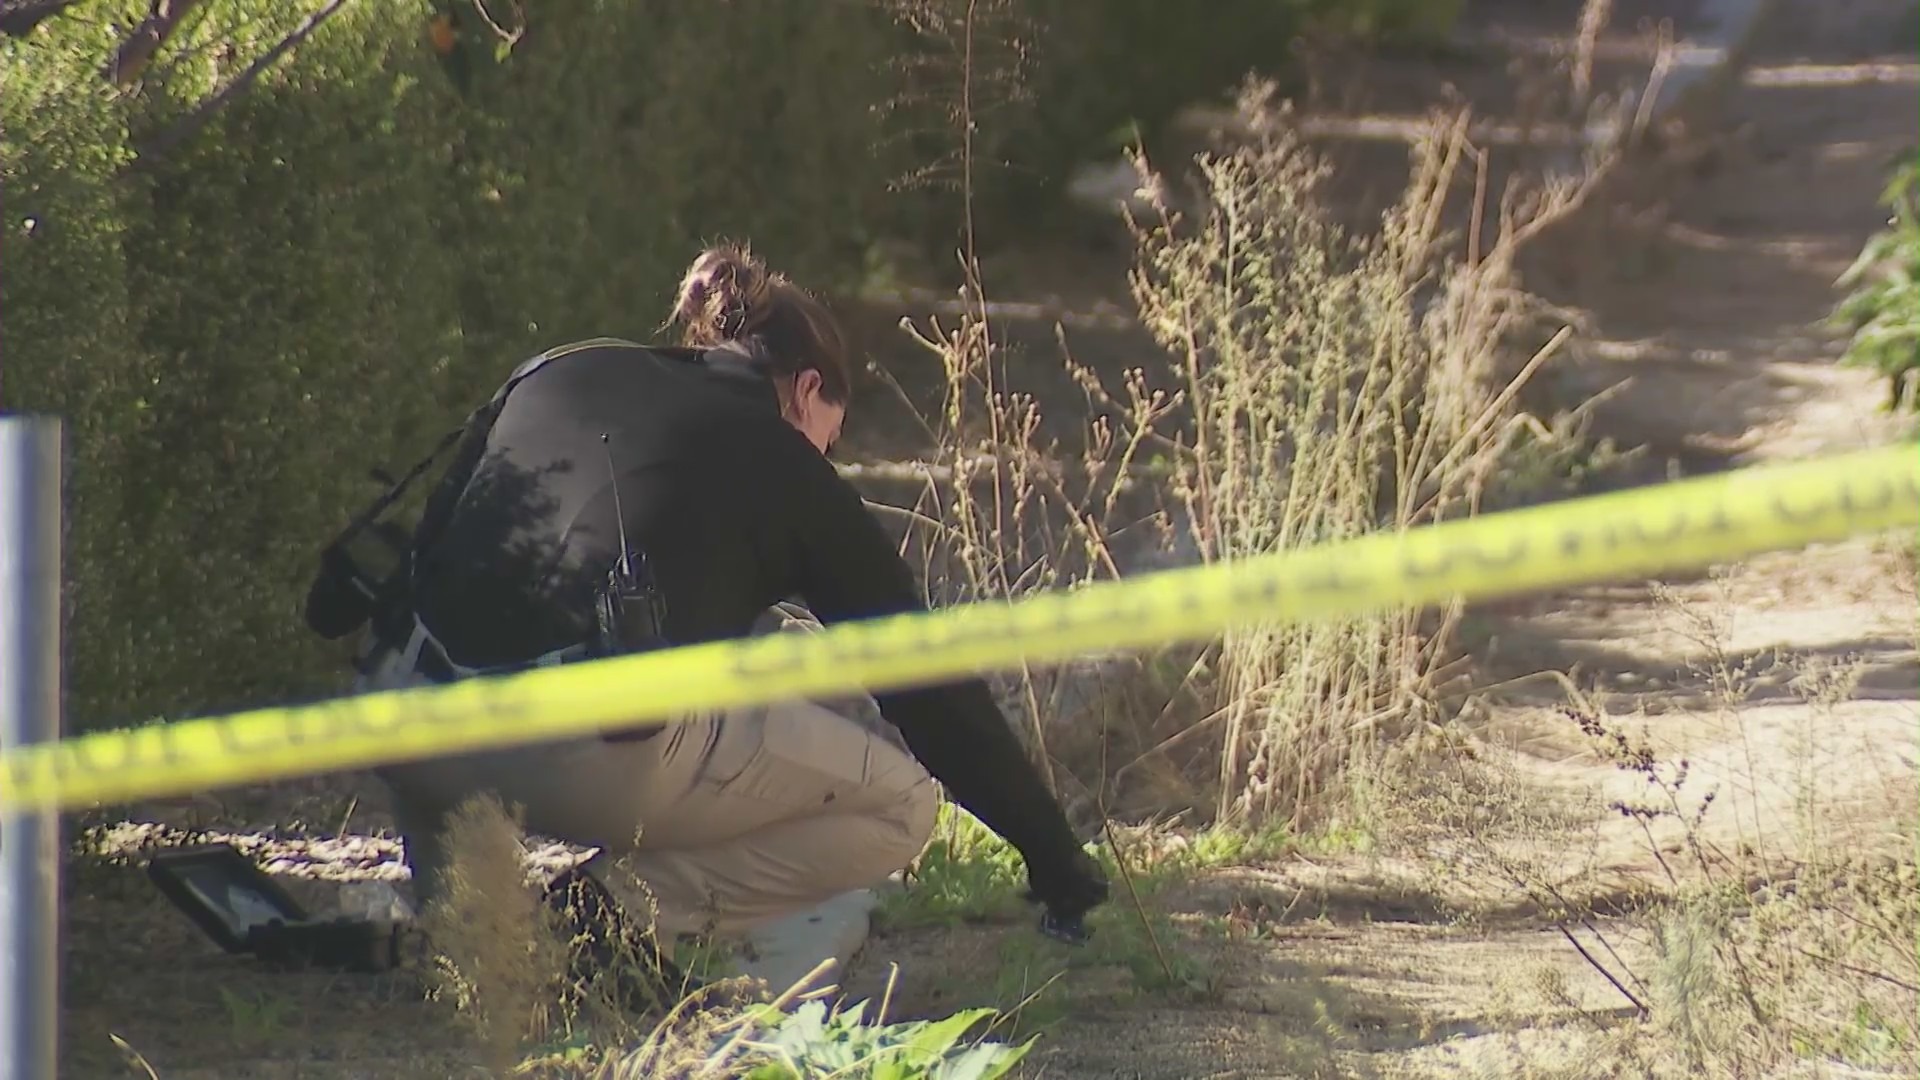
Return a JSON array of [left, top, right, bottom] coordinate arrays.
[[146, 842, 310, 954]]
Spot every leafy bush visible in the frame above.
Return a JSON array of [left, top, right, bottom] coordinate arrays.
[[2, 0, 910, 730], [1832, 158, 1920, 412], [0, 17, 150, 727], [105, 1, 471, 721]]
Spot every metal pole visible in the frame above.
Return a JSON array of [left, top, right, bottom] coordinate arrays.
[[0, 416, 62, 1080]]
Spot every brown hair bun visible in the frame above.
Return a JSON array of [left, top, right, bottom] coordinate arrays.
[[666, 241, 854, 405], [671, 243, 774, 346]]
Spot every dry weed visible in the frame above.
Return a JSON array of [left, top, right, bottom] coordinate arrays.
[[1121, 78, 1611, 832], [417, 793, 571, 1073], [865, 73, 1622, 839]]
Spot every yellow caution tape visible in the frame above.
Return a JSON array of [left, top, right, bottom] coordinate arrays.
[[2, 443, 1914, 814]]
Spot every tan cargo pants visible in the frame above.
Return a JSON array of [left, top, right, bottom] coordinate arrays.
[[363, 602, 938, 937]]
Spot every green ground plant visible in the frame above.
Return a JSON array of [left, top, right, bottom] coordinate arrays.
[[590, 994, 1033, 1080], [215, 987, 297, 1048], [877, 802, 1304, 934], [876, 800, 1312, 1031], [876, 802, 1031, 930]]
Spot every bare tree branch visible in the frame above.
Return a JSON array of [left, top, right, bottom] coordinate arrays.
[[104, 0, 203, 86], [468, 0, 524, 47], [130, 0, 353, 172]]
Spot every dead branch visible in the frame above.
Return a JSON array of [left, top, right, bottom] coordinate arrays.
[[1557, 922, 1650, 1017], [130, 0, 352, 172], [467, 0, 524, 47], [104, 0, 203, 86]]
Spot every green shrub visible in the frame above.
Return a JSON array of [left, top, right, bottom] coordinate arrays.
[[2, 1, 914, 731], [101, 1, 470, 721], [1832, 158, 1920, 412], [2, 15, 158, 728], [725, 1000, 1032, 1080], [444, 0, 905, 364]]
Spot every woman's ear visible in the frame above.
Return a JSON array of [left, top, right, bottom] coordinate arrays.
[[791, 369, 824, 417], [794, 367, 823, 403]]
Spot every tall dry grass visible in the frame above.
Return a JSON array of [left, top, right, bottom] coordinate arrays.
[[865, 73, 1612, 833], [418, 794, 574, 1074], [1126, 81, 1605, 830]]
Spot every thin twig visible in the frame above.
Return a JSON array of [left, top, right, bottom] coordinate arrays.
[[1558, 922, 1650, 1017], [1791, 946, 1920, 994], [1111, 705, 1232, 787], [1519, 859, 1652, 997], [980, 966, 1068, 1042], [1099, 817, 1179, 986], [109, 1034, 162, 1080], [1581, 914, 1651, 995], [877, 961, 900, 1025], [696, 957, 838, 1077], [861, 497, 963, 540]]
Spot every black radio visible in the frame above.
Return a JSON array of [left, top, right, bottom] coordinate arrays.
[[594, 433, 672, 744], [592, 545, 669, 659]]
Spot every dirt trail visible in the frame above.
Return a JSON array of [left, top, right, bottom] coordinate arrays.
[[1532, 0, 1917, 469], [1464, 0, 1919, 887]]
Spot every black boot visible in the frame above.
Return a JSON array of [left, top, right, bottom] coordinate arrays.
[[539, 865, 701, 1016]]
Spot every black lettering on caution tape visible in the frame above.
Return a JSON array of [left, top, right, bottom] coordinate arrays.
[[1771, 470, 1916, 526], [1297, 556, 1371, 595], [1399, 533, 1530, 581], [1228, 564, 1285, 608], [0, 717, 184, 797], [727, 630, 812, 679]]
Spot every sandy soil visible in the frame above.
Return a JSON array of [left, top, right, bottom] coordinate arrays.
[[52, 0, 1918, 1076]]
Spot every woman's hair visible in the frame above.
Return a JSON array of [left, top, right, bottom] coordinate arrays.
[[668, 243, 852, 405]]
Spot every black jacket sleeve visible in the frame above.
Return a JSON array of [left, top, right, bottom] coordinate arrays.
[[777, 444, 1084, 869]]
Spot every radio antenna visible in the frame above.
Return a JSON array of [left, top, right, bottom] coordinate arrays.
[[599, 433, 634, 578]]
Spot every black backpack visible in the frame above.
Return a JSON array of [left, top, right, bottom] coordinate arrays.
[[300, 338, 667, 644]]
